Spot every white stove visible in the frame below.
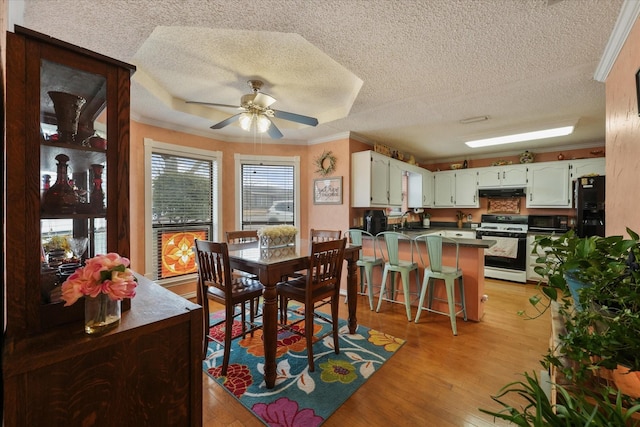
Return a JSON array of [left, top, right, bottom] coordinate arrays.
[[476, 215, 528, 283], [476, 214, 528, 235]]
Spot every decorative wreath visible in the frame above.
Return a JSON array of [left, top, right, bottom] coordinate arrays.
[[314, 150, 337, 176]]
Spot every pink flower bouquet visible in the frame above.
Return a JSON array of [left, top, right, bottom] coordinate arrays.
[[61, 253, 138, 306]]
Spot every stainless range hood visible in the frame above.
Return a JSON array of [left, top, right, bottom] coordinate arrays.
[[478, 187, 526, 198]]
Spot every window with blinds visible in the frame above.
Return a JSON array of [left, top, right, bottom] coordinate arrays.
[[150, 150, 218, 281], [240, 163, 295, 230]]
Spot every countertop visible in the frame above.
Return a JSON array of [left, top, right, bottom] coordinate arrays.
[[376, 227, 495, 248]]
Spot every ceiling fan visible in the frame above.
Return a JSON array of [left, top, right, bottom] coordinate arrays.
[[186, 80, 318, 139]]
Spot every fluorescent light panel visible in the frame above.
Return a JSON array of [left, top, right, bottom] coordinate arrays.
[[465, 125, 575, 148]]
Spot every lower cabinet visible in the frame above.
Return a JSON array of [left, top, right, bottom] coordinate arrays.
[[527, 234, 561, 282], [2, 276, 203, 426], [425, 230, 476, 239]]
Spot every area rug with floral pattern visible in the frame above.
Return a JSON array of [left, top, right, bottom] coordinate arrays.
[[203, 305, 405, 426]]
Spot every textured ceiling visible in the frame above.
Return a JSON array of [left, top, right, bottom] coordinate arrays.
[[18, 0, 623, 163]]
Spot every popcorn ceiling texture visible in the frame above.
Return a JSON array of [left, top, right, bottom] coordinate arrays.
[[20, 0, 621, 161]]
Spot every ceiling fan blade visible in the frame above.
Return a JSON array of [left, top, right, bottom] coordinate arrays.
[[186, 101, 240, 109], [210, 113, 242, 129], [253, 92, 276, 108], [266, 118, 283, 139], [272, 109, 319, 127]]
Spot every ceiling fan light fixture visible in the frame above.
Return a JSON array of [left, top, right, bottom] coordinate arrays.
[[464, 125, 575, 148], [239, 112, 271, 133]]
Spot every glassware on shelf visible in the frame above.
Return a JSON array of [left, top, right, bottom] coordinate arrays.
[[41, 174, 51, 201], [48, 91, 86, 145], [90, 163, 105, 213], [42, 153, 78, 214], [67, 237, 89, 261]]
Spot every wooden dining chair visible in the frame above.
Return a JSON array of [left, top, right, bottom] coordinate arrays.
[[276, 237, 347, 371], [225, 230, 259, 245], [279, 228, 342, 319], [194, 239, 264, 375]]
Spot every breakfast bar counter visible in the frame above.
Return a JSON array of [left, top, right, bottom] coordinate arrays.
[[363, 231, 495, 322]]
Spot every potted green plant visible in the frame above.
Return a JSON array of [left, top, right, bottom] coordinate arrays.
[[528, 228, 640, 394], [480, 371, 640, 425], [480, 228, 640, 422]]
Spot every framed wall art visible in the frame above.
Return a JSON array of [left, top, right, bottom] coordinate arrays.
[[636, 67, 640, 116], [313, 177, 342, 205]]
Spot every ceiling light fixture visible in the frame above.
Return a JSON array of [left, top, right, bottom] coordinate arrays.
[[459, 115, 490, 124], [239, 112, 271, 133], [464, 125, 575, 148]]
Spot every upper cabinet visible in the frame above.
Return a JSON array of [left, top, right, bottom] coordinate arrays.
[[406, 164, 434, 208], [433, 169, 478, 208], [6, 26, 135, 336], [526, 162, 571, 208], [352, 150, 403, 207], [570, 157, 606, 180], [433, 170, 456, 207], [477, 164, 528, 188], [454, 169, 479, 207]]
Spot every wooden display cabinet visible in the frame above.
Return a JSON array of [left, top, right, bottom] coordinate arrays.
[[6, 25, 134, 335], [4, 27, 202, 425]]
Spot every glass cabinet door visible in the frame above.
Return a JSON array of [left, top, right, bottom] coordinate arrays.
[[39, 59, 109, 304]]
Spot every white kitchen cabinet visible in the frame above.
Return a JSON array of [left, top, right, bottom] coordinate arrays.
[[433, 171, 456, 207], [388, 156, 405, 206], [477, 164, 528, 188], [526, 162, 571, 208], [433, 169, 478, 208], [351, 150, 403, 207], [424, 229, 476, 239], [444, 229, 476, 239], [407, 164, 433, 208], [454, 169, 479, 207], [570, 158, 605, 179], [527, 234, 561, 282]]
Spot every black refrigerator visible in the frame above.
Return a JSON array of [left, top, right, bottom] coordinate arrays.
[[575, 175, 605, 237]]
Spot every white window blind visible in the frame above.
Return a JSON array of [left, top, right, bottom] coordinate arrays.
[[240, 163, 295, 229]]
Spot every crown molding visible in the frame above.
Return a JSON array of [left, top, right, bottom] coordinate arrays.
[[594, 0, 640, 82]]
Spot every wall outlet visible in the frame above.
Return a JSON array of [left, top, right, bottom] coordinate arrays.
[[471, 223, 478, 229]]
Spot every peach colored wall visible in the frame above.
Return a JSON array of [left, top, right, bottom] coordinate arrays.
[[605, 17, 640, 237], [307, 138, 352, 237]]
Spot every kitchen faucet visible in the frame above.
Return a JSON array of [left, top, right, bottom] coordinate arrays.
[[401, 210, 412, 229]]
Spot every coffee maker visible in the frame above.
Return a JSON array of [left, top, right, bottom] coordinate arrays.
[[364, 210, 387, 235]]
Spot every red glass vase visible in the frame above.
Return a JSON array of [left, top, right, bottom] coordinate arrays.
[[42, 154, 78, 214]]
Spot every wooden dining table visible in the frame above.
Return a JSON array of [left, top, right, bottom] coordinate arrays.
[[227, 240, 361, 389]]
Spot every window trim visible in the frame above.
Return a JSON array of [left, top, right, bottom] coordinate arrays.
[[234, 153, 300, 244], [144, 138, 222, 285]]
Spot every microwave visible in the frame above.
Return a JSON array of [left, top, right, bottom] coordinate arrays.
[[528, 215, 569, 233]]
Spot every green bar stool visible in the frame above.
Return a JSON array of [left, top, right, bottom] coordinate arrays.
[[346, 229, 384, 310], [375, 231, 421, 321], [414, 234, 467, 335]]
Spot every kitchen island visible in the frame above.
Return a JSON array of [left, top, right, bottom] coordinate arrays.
[[362, 230, 495, 322]]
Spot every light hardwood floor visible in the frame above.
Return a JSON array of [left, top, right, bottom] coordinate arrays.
[[200, 278, 551, 426]]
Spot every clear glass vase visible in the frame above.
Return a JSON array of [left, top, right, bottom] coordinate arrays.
[[84, 293, 121, 334]]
